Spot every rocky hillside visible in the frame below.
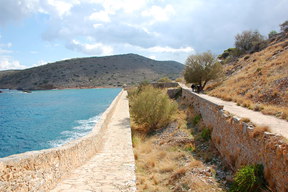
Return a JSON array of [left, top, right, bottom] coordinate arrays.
[[0, 70, 19, 79], [0, 54, 183, 90], [207, 32, 288, 120]]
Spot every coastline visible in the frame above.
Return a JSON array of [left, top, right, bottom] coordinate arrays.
[[0, 89, 124, 191]]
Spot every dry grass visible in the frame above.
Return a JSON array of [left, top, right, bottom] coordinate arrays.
[[207, 39, 288, 120], [131, 102, 227, 192], [133, 135, 224, 192], [251, 125, 270, 138], [240, 117, 251, 123]]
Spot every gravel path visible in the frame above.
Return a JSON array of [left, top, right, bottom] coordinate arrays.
[[180, 84, 288, 138], [50, 91, 136, 192]]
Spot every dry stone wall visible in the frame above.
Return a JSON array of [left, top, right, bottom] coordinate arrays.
[[0, 90, 123, 192], [182, 88, 288, 192]]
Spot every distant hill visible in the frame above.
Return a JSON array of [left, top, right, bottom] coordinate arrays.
[[0, 54, 184, 90], [207, 32, 288, 120], [0, 70, 20, 79]]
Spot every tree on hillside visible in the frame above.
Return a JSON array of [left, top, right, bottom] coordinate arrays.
[[280, 20, 288, 32], [235, 30, 267, 54], [184, 51, 223, 92], [268, 30, 277, 38]]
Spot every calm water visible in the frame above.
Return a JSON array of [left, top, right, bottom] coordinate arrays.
[[0, 88, 121, 158]]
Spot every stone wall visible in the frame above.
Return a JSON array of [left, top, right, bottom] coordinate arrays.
[[151, 82, 179, 88], [181, 88, 288, 192], [0, 90, 124, 192], [167, 87, 182, 99]]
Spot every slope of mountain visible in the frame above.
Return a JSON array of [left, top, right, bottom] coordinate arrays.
[[207, 33, 288, 120], [0, 70, 20, 79], [0, 54, 184, 90]]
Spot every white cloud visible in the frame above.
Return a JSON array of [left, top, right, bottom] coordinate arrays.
[[88, 11, 111, 22], [0, 58, 26, 70], [1, 0, 288, 66], [142, 5, 175, 23], [0, 37, 26, 70], [147, 46, 194, 53], [93, 23, 103, 29], [0, 49, 12, 54], [67, 40, 113, 55], [90, 0, 148, 14], [0, 0, 38, 25], [46, 0, 74, 16]]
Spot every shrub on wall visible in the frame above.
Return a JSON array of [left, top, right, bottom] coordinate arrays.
[[201, 128, 211, 141], [230, 164, 268, 192], [130, 85, 178, 133], [192, 114, 202, 125]]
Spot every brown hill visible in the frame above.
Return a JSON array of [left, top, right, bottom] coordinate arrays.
[[0, 54, 183, 90], [207, 33, 288, 120]]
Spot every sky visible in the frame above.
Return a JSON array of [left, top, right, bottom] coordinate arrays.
[[0, 0, 287, 70]]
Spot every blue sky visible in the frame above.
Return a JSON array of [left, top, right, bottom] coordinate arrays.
[[0, 0, 287, 70]]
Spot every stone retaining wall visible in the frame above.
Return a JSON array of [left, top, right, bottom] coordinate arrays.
[[182, 88, 288, 192], [151, 82, 179, 88], [0, 90, 124, 192]]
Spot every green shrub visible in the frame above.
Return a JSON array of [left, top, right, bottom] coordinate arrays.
[[192, 114, 201, 125], [230, 164, 268, 192], [183, 144, 195, 152], [280, 20, 288, 32], [127, 81, 150, 100], [268, 30, 277, 38], [130, 85, 178, 133], [235, 30, 267, 54], [158, 77, 172, 83], [201, 128, 211, 141]]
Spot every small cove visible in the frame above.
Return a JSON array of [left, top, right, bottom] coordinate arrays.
[[0, 88, 121, 158]]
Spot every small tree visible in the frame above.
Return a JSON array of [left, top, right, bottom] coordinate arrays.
[[280, 20, 288, 32], [268, 30, 277, 38], [235, 30, 266, 54], [184, 51, 223, 92]]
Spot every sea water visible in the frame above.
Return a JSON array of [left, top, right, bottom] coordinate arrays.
[[0, 88, 121, 158]]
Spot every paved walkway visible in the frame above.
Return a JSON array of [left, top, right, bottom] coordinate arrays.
[[180, 84, 288, 138], [51, 91, 136, 192]]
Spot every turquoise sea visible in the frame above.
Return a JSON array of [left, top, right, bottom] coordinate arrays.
[[0, 88, 121, 158]]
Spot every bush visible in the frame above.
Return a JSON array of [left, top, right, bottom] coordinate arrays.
[[219, 48, 242, 60], [175, 77, 183, 82], [230, 164, 268, 192], [201, 128, 211, 141], [192, 114, 202, 125], [280, 20, 288, 32], [219, 48, 242, 64], [130, 85, 178, 133], [127, 81, 150, 100], [158, 77, 172, 83], [235, 30, 267, 54], [268, 30, 277, 38]]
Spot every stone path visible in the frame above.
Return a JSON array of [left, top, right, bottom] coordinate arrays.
[[51, 91, 136, 192], [179, 83, 288, 138]]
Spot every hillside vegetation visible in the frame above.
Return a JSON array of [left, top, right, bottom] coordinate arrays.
[[207, 33, 288, 120], [129, 86, 231, 191], [0, 54, 183, 90]]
